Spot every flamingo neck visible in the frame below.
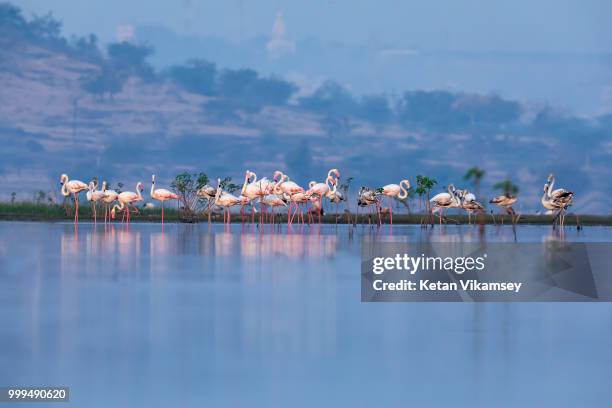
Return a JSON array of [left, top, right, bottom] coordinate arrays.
[[136, 183, 142, 200], [326, 176, 334, 191], [241, 173, 250, 195], [273, 174, 285, 194], [150, 179, 155, 197], [61, 183, 69, 196], [548, 176, 555, 195], [214, 179, 222, 205], [398, 179, 410, 199]]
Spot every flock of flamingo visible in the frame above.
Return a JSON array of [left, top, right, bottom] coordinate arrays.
[[59, 170, 574, 228]]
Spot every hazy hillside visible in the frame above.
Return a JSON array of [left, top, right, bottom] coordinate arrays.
[[0, 3, 610, 213]]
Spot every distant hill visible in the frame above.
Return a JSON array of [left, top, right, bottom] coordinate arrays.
[[0, 2, 610, 213]]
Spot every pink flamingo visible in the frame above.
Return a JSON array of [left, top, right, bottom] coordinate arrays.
[[261, 193, 287, 224], [111, 182, 144, 223], [60, 174, 88, 223], [86, 180, 105, 223], [150, 175, 178, 224], [101, 182, 118, 223], [381, 179, 411, 225], [273, 170, 304, 226], [243, 171, 273, 224], [240, 171, 260, 222], [288, 191, 309, 224], [306, 168, 340, 223]]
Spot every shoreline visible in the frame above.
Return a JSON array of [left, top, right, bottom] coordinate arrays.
[[0, 211, 610, 226]]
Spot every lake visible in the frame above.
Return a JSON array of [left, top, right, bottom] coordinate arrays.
[[1, 221, 611, 407]]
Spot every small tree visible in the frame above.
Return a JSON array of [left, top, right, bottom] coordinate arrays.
[[463, 167, 485, 197], [416, 175, 437, 213], [10, 192, 16, 204], [171, 172, 209, 221], [494, 179, 519, 197], [35, 190, 46, 204], [219, 177, 240, 194]]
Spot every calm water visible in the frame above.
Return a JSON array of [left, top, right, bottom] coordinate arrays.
[[1, 221, 611, 407]]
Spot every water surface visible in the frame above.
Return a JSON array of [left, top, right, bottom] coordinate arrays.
[[1, 222, 611, 407]]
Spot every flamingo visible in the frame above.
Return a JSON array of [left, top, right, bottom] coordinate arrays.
[[457, 189, 484, 224], [261, 193, 287, 224], [111, 182, 144, 223], [197, 183, 218, 222], [240, 170, 261, 222], [307, 194, 325, 224], [325, 178, 345, 223], [357, 186, 381, 225], [101, 181, 118, 223], [541, 174, 573, 227], [307, 168, 340, 223], [243, 171, 273, 223], [86, 180, 105, 223], [288, 191, 309, 224], [150, 175, 178, 224], [380, 179, 411, 225], [430, 184, 461, 225], [489, 193, 518, 224], [60, 174, 88, 223], [230, 174, 255, 222], [214, 178, 241, 224], [273, 170, 304, 225]]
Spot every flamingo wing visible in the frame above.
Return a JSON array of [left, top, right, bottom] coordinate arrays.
[[154, 188, 179, 200]]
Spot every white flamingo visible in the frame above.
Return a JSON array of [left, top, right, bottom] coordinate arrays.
[[60, 174, 88, 223], [101, 181, 118, 223], [150, 175, 179, 224], [541, 174, 573, 227], [214, 178, 241, 224], [430, 184, 461, 225], [243, 170, 273, 223], [240, 170, 261, 222], [197, 183, 218, 221], [380, 179, 411, 225], [489, 194, 518, 218], [111, 182, 144, 223], [261, 193, 287, 224], [307, 168, 340, 223], [86, 180, 105, 223], [457, 189, 484, 224], [357, 186, 381, 225]]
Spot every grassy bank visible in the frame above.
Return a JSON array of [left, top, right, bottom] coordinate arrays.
[[1, 202, 611, 226]]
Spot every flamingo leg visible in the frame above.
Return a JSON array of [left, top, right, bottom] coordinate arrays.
[[319, 197, 322, 224], [73, 194, 79, 223]]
